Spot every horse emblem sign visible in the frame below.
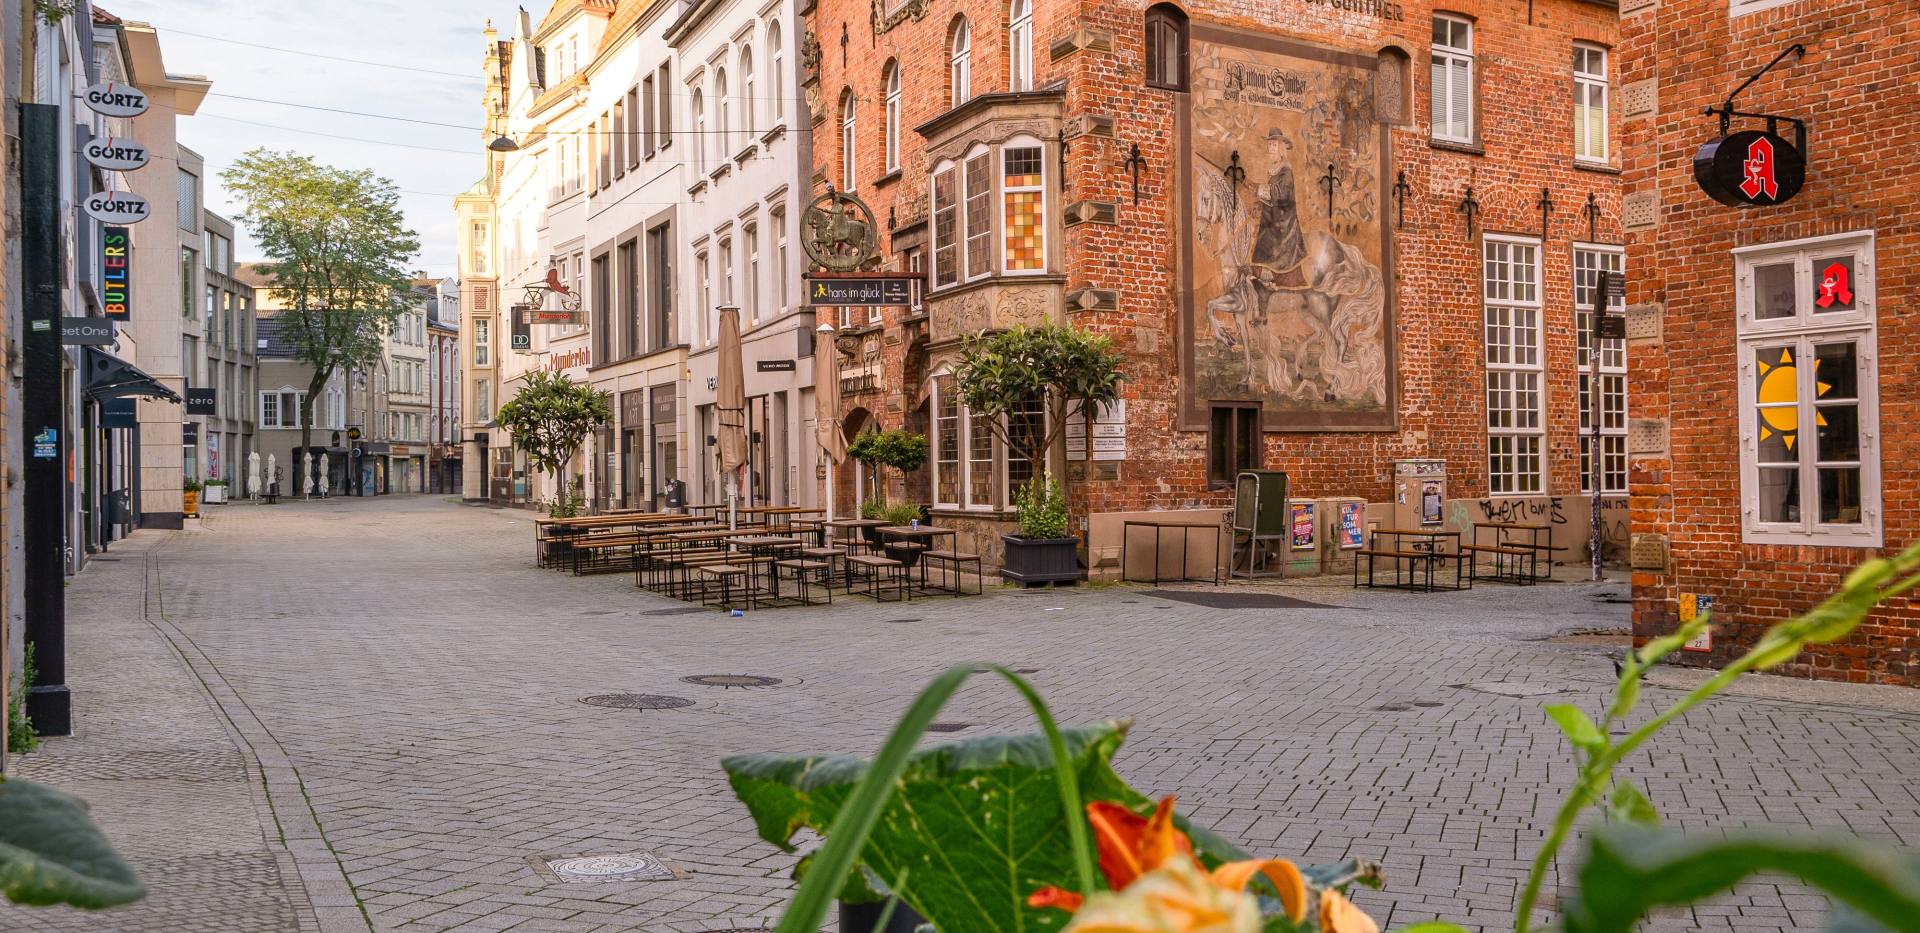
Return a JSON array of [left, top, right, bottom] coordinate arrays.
[[801, 188, 878, 272]]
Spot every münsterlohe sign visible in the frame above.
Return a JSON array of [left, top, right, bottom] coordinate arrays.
[[83, 136, 150, 172], [804, 275, 913, 307], [84, 190, 150, 224], [82, 82, 149, 118], [1694, 129, 1805, 207], [60, 317, 115, 345], [101, 225, 131, 317]]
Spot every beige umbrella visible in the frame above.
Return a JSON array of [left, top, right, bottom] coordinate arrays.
[[814, 322, 847, 519], [715, 306, 749, 529]]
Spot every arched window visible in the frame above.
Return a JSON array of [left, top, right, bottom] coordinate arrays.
[[715, 68, 731, 156], [883, 61, 902, 173], [691, 88, 706, 172], [839, 88, 858, 190], [740, 46, 756, 135], [1144, 3, 1188, 91], [949, 17, 972, 108], [1008, 0, 1033, 92], [767, 22, 785, 122]]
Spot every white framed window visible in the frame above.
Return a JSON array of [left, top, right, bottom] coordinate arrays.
[[1431, 14, 1474, 144], [1008, 0, 1034, 92], [931, 162, 959, 288], [950, 17, 972, 108], [691, 89, 706, 173], [772, 206, 789, 311], [1735, 232, 1880, 546], [745, 223, 761, 323], [719, 238, 735, 312], [1483, 235, 1543, 495], [260, 389, 305, 428], [933, 375, 962, 508], [840, 88, 857, 190], [1731, 0, 1800, 16], [696, 250, 712, 344], [1574, 43, 1609, 164], [473, 318, 490, 366], [1000, 140, 1046, 273], [716, 69, 732, 158], [767, 22, 785, 123], [884, 63, 902, 174], [476, 378, 493, 417], [1575, 245, 1626, 493], [740, 46, 756, 136], [963, 147, 993, 279]]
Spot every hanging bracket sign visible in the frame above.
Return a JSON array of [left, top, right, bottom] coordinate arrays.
[[1693, 130, 1805, 207], [84, 190, 150, 224], [83, 136, 151, 172], [82, 82, 149, 118]]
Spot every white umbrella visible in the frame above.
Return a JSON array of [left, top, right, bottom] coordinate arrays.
[[318, 452, 330, 497], [267, 454, 277, 495], [247, 451, 261, 499], [306, 451, 317, 496]]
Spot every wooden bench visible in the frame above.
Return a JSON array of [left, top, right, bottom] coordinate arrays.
[[698, 564, 755, 611], [847, 554, 909, 603], [1354, 548, 1441, 591], [1459, 543, 1539, 586], [924, 549, 983, 597], [774, 559, 835, 606]]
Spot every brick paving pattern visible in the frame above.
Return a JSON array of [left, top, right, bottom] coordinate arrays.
[[6, 497, 1919, 932]]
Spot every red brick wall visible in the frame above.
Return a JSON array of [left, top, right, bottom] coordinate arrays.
[[810, 0, 1620, 533], [1622, 0, 1919, 686]]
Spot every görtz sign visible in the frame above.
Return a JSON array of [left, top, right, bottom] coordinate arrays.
[[84, 190, 150, 224], [83, 137, 150, 172]]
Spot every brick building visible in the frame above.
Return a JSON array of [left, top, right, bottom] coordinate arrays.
[[1622, 0, 1916, 685], [804, 0, 1624, 571]]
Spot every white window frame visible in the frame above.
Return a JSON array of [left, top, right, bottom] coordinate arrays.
[[930, 161, 959, 289], [950, 18, 972, 108], [1431, 14, 1474, 144], [884, 65, 902, 174], [696, 249, 713, 345], [691, 88, 706, 173], [1483, 235, 1544, 496], [1573, 43, 1609, 164], [1575, 245, 1626, 494], [840, 89, 857, 191], [473, 318, 491, 367], [716, 69, 732, 159], [1008, 0, 1034, 92], [767, 22, 785, 123], [772, 206, 789, 311], [962, 145, 994, 281], [931, 372, 962, 509], [998, 136, 1047, 275], [739, 46, 756, 136], [745, 222, 761, 323], [1734, 231, 1881, 546]]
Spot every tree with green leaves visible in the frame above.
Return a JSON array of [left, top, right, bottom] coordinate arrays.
[[494, 371, 612, 517], [952, 323, 1124, 498], [221, 150, 420, 496], [846, 428, 929, 505]]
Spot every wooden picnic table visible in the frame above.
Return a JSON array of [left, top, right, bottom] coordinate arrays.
[[1357, 527, 1467, 591], [733, 535, 805, 595], [1470, 521, 1555, 583]]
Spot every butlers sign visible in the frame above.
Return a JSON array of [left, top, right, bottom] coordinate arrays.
[[1694, 129, 1805, 207]]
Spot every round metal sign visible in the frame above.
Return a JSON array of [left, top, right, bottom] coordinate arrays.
[[1693, 129, 1805, 208], [800, 189, 879, 273], [83, 190, 151, 224], [83, 136, 150, 172], [82, 82, 149, 118]]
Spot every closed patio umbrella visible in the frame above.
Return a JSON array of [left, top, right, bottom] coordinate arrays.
[[305, 451, 317, 497], [318, 452, 330, 497], [267, 454, 276, 495], [715, 306, 749, 529], [247, 451, 261, 499], [814, 323, 846, 520]]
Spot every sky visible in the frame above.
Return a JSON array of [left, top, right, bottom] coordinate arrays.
[[104, 0, 524, 278]]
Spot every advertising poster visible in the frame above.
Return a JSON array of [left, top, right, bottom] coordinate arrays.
[[1290, 501, 1317, 551], [1338, 501, 1365, 549]]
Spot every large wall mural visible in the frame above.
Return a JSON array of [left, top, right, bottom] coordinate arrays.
[[1179, 27, 1395, 431]]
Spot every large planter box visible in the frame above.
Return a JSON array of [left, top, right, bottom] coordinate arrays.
[[1000, 535, 1083, 585], [203, 484, 228, 504]]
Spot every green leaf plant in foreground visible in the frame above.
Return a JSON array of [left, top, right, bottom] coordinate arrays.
[[0, 778, 145, 909], [724, 664, 1378, 933], [1509, 541, 1920, 933]]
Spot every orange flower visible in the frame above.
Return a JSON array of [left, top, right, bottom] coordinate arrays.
[[1319, 889, 1380, 933]]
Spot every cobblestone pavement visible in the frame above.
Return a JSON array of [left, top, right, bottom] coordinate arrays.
[[7, 496, 1920, 933]]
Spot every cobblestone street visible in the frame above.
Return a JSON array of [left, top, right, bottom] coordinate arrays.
[[6, 497, 1919, 933]]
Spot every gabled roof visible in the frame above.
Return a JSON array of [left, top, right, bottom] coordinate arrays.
[[534, 0, 617, 41], [254, 316, 302, 360], [596, 0, 664, 57]]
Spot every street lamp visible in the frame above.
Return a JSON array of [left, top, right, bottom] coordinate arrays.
[[488, 135, 519, 152]]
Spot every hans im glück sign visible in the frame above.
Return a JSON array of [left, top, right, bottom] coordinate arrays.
[[804, 275, 914, 307]]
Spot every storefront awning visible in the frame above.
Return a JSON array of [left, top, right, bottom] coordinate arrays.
[[84, 349, 181, 402]]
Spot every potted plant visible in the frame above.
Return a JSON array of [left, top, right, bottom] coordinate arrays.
[[203, 478, 229, 504], [495, 371, 611, 561], [181, 479, 201, 517], [723, 545, 1920, 933], [953, 324, 1123, 585], [849, 429, 928, 545]]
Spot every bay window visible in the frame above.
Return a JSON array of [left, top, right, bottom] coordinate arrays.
[[930, 140, 1052, 288], [1735, 232, 1880, 545], [1001, 142, 1046, 273], [1483, 235, 1543, 495], [963, 148, 993, 279], [932, 164, 959, 287]]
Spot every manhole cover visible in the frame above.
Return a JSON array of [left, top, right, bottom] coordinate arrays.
[[580, 694, 695, 710], [534, 852, 680, 883], [681, 674, 783, 688], [644, 607, 708, 617], [926, 722, 972, 732], [1452, 682, 1565, 699]]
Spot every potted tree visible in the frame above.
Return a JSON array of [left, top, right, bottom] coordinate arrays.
[[495, 371, 612, 560], [952, 323, 1123, 585], [847, 428, 928, 546], [182, 479, 201, 518]]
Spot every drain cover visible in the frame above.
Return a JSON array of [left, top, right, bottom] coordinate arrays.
[[926, 722, 972, 732], [644, 607, 708, 617], [535, 852, 679, 883], [681, 674, 783, 688], [886, 618, 921, 624], [580, 694, 695, 710], [1452, 682, 1565, 698]]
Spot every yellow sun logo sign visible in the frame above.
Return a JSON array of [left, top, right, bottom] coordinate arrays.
[[1755, 346, 1834, 451]]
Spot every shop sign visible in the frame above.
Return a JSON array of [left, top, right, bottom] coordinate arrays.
[[181, 422, 199, 443], [101, 226, 131, 317], [61, 317, 115, 345], [82, 82, 149, 118], [1693, 130, 1805, 207], [1290, 501, 1317, 551], [185, 388, 217, 415], [101, 397, 137, 429], [83, 136, 150, 172], [804, 275, 913, 306], [757, 359, 796, 372], [32, 428, 57, 459], [84, 190, 150, 224]]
